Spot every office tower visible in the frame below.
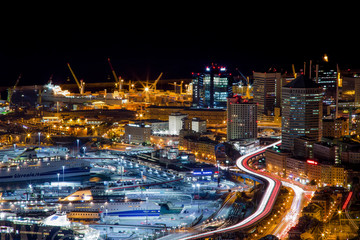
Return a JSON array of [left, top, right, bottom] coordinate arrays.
[[192, 63, 233, 109], [192, 73, 204, 108], [315, 61, 337, 93], [253, 72, 282, 119], [281, 74, 323, 152], [314, 58, 339, 117], [227, 95, 257, 141]]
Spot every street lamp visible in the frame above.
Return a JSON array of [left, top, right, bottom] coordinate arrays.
[[76, 139, 80, 154], [62, 166, 65, 183], [38, 132, 41, 148], [196, 183, 200, 206], [57, 173, 60, 197]]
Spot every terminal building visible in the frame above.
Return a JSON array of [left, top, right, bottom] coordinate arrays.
[[124, 123, 151, 144]]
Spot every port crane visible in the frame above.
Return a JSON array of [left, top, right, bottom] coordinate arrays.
[[7, 74, 21, 109], [138, 72, 163, 102], [292, 64, 297, 78], [139, 72, 163, 93], [107, 58, 123, 92], [67, 63, 85, 94], [169, 81, 184, 94]]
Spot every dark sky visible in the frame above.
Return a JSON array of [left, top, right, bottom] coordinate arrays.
[[1, 4, 359, 86]]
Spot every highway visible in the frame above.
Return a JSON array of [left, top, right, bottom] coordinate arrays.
[[272, 181, 304, 239], [179, 140, 282, 239]]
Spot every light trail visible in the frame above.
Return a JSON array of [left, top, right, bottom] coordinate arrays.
[[273, 181, 304, 239], [342, 191, 353, 210], [180, 140, 282, 240]]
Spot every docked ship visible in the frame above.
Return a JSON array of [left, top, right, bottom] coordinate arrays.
[[0, 148, 90, 183], [41, 81, 126, 106], [0, 212, 100, 240], [60, 188, 160, 220]]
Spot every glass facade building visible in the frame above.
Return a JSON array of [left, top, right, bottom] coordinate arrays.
[[281, 75, 323, 152], [192, 64, 233, 109]]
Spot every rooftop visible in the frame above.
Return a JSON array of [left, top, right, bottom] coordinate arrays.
[[283, 74, 320, 89]]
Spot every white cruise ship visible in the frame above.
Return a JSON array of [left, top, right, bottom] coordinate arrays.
[[0, 148, 90, 183], [60, 189, 161, 219]]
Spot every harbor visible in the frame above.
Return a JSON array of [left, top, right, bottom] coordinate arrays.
[[0, 144, 252, 239]]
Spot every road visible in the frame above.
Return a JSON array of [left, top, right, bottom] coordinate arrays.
[[177, 140, 282, 240], [272, 181, 305, 239]]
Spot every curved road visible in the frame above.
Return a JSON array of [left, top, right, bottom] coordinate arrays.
[[180, 140, 282, 239]]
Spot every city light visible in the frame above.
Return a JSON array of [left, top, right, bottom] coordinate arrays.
[[1, 25, 357, 240]]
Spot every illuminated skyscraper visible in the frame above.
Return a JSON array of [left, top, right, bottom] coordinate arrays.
[[192, 63, 233, 109], [227, 95, 257, 141], [253, 72, 282, 118], [281, 74, 323, 152]]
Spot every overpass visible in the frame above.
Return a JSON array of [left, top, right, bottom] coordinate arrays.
[[180, 140, 282, 239]]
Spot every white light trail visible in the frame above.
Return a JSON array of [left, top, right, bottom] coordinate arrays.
[[273, 181, 304, 239], [181, 140, 281, 240]]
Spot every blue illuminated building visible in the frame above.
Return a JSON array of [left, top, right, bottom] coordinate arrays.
[[192, 63, 233, 109]]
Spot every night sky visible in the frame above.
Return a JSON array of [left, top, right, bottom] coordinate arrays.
[[1, 4, 359, 87]]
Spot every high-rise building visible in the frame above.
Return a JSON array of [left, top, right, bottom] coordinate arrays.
[[192, 63, 233, 109], [314, 58, 339, 117], [315, 61, 338, 94], [227, 95, 257, 141], [253, 72, 282, 118], [281, 74, 323, 152]]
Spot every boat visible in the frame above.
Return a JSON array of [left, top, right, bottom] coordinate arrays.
[[0, 212, 100, 240], [0, 148, 90, 183], [41, 81, 126, 105], [60, 188, 160, 219]]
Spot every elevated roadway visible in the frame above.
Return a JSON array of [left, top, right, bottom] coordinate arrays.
[[179, 140, 282, 239]]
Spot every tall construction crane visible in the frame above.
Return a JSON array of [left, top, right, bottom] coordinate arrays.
[[236, 68, 251, 99], [67, 63, 85, 94], [107, 58, 123, 92], [152, 72, 163, 93], [7, 74, 21, 108]]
